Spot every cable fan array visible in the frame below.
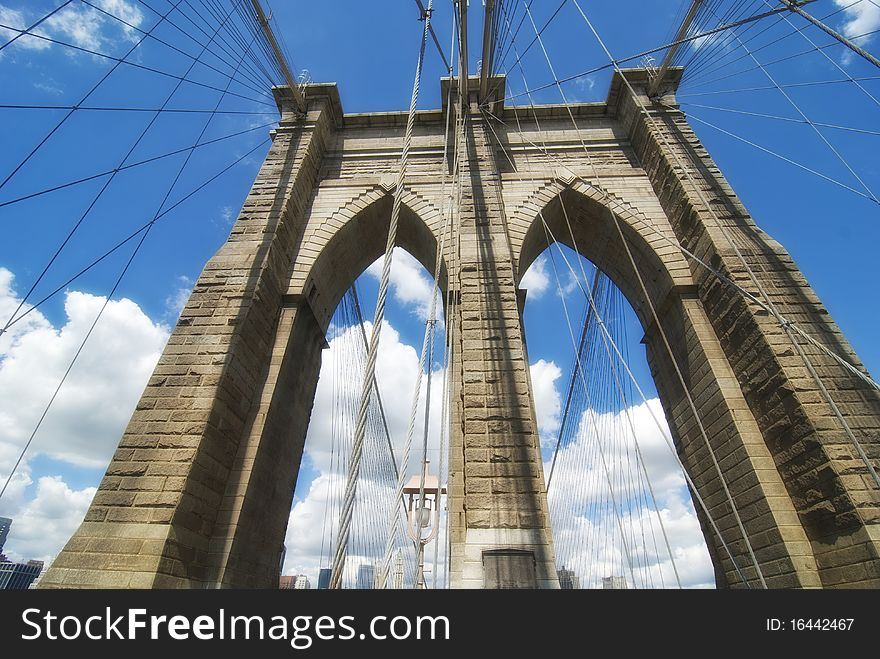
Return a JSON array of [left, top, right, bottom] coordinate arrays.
[[314, 287, 418, 589], [544, 261, 680, 589]]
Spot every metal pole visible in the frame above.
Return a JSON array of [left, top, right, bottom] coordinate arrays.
[[249, 0, 306, 113], [778, 0, 880, 69], [647, 1, 818, 97], [414, 0, 451, 71], [479, 0, 497, 101], [648, 0, 704, 97], [456, 0, 469, 113]]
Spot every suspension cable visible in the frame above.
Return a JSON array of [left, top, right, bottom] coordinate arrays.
[[329, 0, 434, 589], [0, 24, 266, 501], [1, 0, 257, 340], [576, 0, 880, 501]]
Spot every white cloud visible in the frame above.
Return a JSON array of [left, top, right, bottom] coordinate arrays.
[[164, 275, 193, 319], [365, 248, 439, 321], [0, 4, 51, 51], [282, 316, 448, 587], [1, 475, 96, 564], [0, 263, 716, 588], [545, 398, 714, 588], [0, 266, 168, 565], [520, 254, 550, 299], [530, 358, 562, 446], [0, 1, 144, 55], [834, 0, 880, 42], [285, 307, 714, 588], [575, 76, 596, 92], [0, 267, 169, 472]]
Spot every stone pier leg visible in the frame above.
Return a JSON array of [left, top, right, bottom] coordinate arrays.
[[448, 98, 559, 589], [645, 293, 821, 588], [617, 69, 880, 587], [40, 87, 340, 588]]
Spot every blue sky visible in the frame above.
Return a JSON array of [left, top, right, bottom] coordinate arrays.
[[0, 0, 877, 588]]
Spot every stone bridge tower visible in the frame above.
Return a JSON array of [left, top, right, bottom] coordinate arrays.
[[41, 69, 880, 589]]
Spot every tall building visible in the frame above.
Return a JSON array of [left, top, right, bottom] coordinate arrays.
[[0, 559, 44, 590], [280, 574, 311, 589], [602, 576, 627, 590], [392, 550, 404, 589], [557, 566, 580, 590], [0, 516, 10, 556], [356, 563, 375, 590], [317, 568, 331, 590]]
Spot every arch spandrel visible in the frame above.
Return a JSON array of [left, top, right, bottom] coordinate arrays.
[[288, 185, 447, 331], [511, 178, 695, 330]]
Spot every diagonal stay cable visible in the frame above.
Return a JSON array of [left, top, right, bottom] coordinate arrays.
[[136, 0, 275, 87], [560, 0, 770, 587], [686, 111, 879, 203], [705, 1, 879, 203], [484, 105, 880, 395], [0, 0, 74, 52], [678, 75, 880, 97], [329, 0, 433, 590], [0, 1, 187, 194], [498, 5, 804, 106], [225, 0, 285, 85], [209, 0, 284, 89], [0, 104, 276, 115], [1, 136, 269, 338], [760, 0, 880, 109], [0, 119, 277, 212], [0, 22, 277, 108], [79, 0, 276, 103], [0, 15, 264, 503], [683, 26, 880, 91], [680, 101, 880, 135], [679, 0, 868, 86], [2, 0, 257, 338], [578, 0, 880, 503], [0, 138, 270, 503]]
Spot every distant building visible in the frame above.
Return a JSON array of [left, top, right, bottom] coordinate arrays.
[[602, 575, 627, 590], [356, 563, 375, 590], [279, 574, 311, 589], [0, 517, 45, 590], [317, 568, 331, 590], [392, 550, 404, 589], [0, 516, 10, 555], [0, 559, 44, 590], [557, 565, 580, 590]]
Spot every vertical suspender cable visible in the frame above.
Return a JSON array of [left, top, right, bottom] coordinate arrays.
[[329, 0, 434, 589]]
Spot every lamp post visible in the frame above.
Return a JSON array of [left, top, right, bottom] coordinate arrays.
[[403, 460, 445, 589]]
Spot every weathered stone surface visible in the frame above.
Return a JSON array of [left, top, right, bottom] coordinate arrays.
[[41, 71, 880, 589]]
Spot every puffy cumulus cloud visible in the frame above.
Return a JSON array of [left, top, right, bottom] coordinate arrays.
[[365, 248, 439, 321], [545, 398, 715, 588], [1, 475, 96, 564], [520, 255, 550, 300], [281, 472, 433, 588], [164, 275, 194, 320], [282, 316, 450, 587], [530, 358, 562, 446], [0, 266, 174, 564], [834, 0, 880, 48], [283, 312, 715, 588], [0, 269, 169, 470], [0, 0, 144, 55], [0, 4, 51, 51]]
